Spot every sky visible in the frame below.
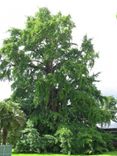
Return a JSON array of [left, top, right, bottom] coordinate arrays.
[[0, 0, 117, 99]]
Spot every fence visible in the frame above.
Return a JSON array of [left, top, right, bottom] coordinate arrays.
[[0, 145, 12, 156]]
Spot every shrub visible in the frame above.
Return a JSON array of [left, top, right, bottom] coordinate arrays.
[[73, 127, 113, 155], [15, 120, 41, 153], [15, 120, 113, 154], [41, 134, 58, 153], [55, 125, 113, 155], [15, 120, 58, 153], [55, 125, 73, 154]]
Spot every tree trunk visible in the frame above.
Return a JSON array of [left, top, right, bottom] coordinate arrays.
[[2, 128, 8, 145]]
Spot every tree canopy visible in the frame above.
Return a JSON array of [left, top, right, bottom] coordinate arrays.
[[0, 8, 114, 154]]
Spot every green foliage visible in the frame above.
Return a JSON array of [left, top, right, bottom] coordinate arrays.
[[41, 134, 58, 153], [0, 7, 114, 154], [55, 126, 73, 154], [102, 96, 117, 122], [15, 120, 58, 153], [0, 100, 25, 144], [55, 126, 113, 155], [15, 120, 41, 153], [72, 127, 113, 155]]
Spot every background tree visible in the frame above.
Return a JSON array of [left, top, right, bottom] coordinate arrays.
[[0, 8, 113, 154], [0, 100, 25, 145], [102, 96, 117, 122]]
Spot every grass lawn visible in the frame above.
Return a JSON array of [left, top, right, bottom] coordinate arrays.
[[12, 155, 75, 156], [12, 151, 117, 156]]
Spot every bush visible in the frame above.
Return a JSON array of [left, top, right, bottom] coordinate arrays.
[[55, 125, 73, 154], [15, 120, 58, 153], [15, 121, 113, 154], [72, 127, 113, 155], [41, 134, 59, 153], [55, 125, 113, 155], [15, 120, 41, 153]]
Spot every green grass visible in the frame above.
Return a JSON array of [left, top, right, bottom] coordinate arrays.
[[100, 151, 117, 155], [12, 154, 73, 156], [12, 151, 117, 156], [12, 155, 69, 156]]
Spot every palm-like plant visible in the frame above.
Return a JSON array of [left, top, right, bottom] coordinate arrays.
[[0, 100, 25, 144]]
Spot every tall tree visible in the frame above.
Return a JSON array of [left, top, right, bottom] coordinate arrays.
[[0, 8, 111, 135]]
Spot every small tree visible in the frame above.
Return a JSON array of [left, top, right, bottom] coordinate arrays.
[[0, 100, 25, 145]]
